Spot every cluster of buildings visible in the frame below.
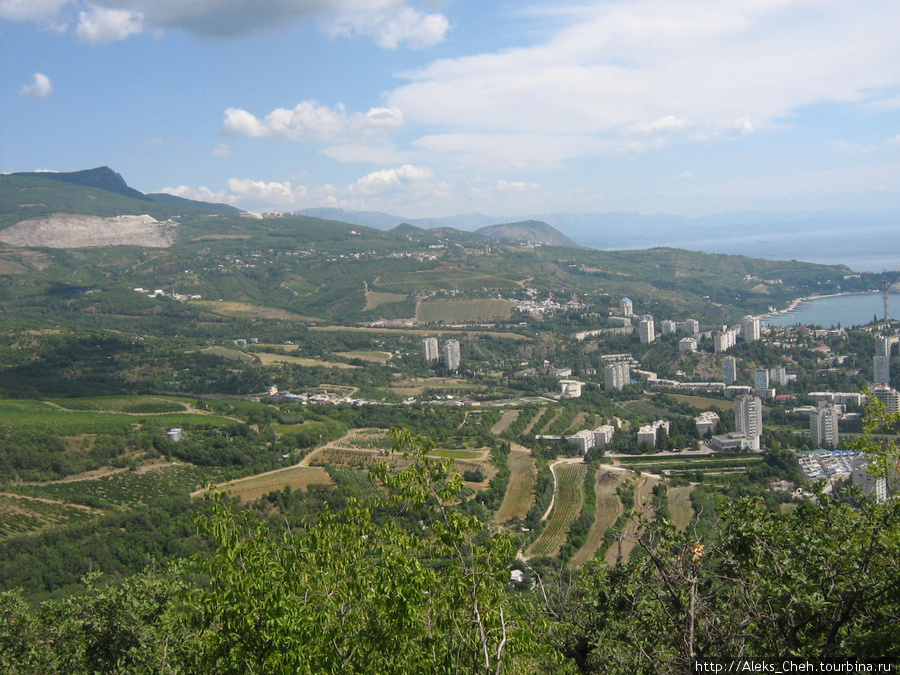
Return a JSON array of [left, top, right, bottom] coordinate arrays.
[[423, 337, 461, 371]]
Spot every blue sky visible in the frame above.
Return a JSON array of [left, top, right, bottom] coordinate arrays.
[[3, 0, 900, 218]]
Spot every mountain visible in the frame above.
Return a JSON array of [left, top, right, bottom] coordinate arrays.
[[474, 220, 580, 248], [9, 167, 242, 215]]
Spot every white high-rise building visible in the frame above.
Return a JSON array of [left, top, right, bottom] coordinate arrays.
[[770, 365, 788, 387], [714, 329, 737, 353], [735, 394, 763, 451], [443, 339, 460, 371], [620, 297, 633, 317], [723, 356, 738, 385], [874, 355, 890, 386], [604, 361, 630, 391], [754, 368, 770, 392], [810, 402, 839, 448], [871, 385, 900, 414], [639, 316, 656, 344], [742, 316, 760, 342], [423, 337, 439, 362], [661, 320, 677, 335], [683, 319, 700, 335]]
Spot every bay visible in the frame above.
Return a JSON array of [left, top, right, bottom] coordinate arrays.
[[764, 292, 900, 328]]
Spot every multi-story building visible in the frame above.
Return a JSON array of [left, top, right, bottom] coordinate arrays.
[[871, 385, 900, 413], [443, 339, 460, 371], [567, 429, 595, 455], [874, 355, 890, 386], [592, 424, 616, 447], [770, 365, 788, 387], [754, 368, 770, 393], [620, 297, 633, 317], [694, 411, 720, 436], [723, 356, 738, 385], [639, 316, 656, 344], [604, 361, 630, 391], [714, 329, 737, 353], [851, 455, 900, 503], [810, 402, 839, 448], [661, 320, 677, 335], [559, 379, 583, 398], [683, 318, 700, 335], [679, 337, 697, 353], [742, 316, 760, 342], [734, 394, 763, 451], [423, 337, 439, 362], [637, 420, 670, 448]]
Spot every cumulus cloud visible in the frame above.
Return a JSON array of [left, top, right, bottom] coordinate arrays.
[[161, 185, 237, 205], [19, 73, 52, 100], [76, 4, 143, 43], [0, 0, 68, 21], [9, 0, 448, 46], [222, 101, 404, 144], [349, 164, 432, 195], [388, 0, 900, 166]]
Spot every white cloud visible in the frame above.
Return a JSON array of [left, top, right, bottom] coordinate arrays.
[[76, 4, 143, 43], [161, 185, 237, 205], [319, 143, 408, 164], [227, 178, 297, 205], [672, 171, 696, 181], [888, 135, 900, 146], [211, 142, 232, 159], [18, 0, 447, 46], [349, 164, 433, 195], [19, 73, 52, 100], [828, 140, 870, 155], [0, 0, 68, 21], [496, 180, 540, 193], [319, 2, 449, 49], [222, 101, 404, 144], [387, 0, 900, 167]]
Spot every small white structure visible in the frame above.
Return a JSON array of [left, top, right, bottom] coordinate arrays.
[[167, 428, 183, 442], [559, 379, 584, 398]]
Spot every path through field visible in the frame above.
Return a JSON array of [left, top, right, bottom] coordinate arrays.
[[493, 444, 535, 524], [668, 484, 696, 531], [525, 461, 587, 559], [604, 472, 660, 566], [569, 466, 628, 567], [491, 410, 520, 435]]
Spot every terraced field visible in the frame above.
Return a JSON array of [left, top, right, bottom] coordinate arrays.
[[525, 462, 587, 559], [0, 493, 98, 540]]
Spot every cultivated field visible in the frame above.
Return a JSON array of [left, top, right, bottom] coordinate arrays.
[[415, 299, 516, 323], [254, 352, 357, 369], [193, 301, 315, 321], [525, 462, 587, 559], [491, 410, 520, 435], [604, 472, 660, 566], [0, 493, 98, 541], [364, 291, 408, 310], [569, 468, 628, 568], [335, 350, 392, 363], [493, 445, 536, 524], [668, 485, 696, 531], [209, 465, 333, 502]]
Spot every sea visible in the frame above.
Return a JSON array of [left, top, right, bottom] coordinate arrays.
[[764, 293, 900, 329]]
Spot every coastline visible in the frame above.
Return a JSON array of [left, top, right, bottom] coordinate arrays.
[[759, 290, 881, 321]]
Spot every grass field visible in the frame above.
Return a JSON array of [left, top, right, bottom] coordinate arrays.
[[0, 399, 234, 435], [309, 325, 530, 340], [364, 291, 408, 310], [668, 484, 695, 531], [491, 410, 520, 435], [255, 352, 357, 369], [526, 463, 587, 559], [493, 446, 536, 524], [208, 465, 333, 502], [335, 350, 393, 363], [193, 301, 316, 321], [569, 468, 627, 568], [415, 299, 516, 323]]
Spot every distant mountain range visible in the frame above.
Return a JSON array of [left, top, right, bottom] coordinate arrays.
[[6, 167, 898, 269]]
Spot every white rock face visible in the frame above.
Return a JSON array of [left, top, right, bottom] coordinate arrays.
[[0, 214, 176, 248]]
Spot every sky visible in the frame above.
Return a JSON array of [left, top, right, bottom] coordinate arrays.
[[3, 0, 900, 218]]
